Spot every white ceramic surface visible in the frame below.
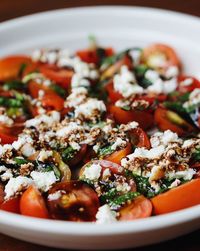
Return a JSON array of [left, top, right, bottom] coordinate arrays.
[[0, 6, 200, 250]]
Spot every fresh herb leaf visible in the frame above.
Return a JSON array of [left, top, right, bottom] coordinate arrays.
[[61, 146, 77, 162], [14, 157, 29, 165], [121, 105, 131, 111], [18, 63, 27, 77], [138, 78, 152, 89], [44, 163, 61, 179], [134, 64, 148, 78], [0, 97, 23, 108], [109, 192, 140, 208], [98, 145, 113, 158], [3, 80, 25, 91], [192, 148, 200, 162], [50, 84, 67, 98]]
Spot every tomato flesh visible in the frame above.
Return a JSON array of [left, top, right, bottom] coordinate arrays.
[[119, 195, 152, 221], [20, 186, 49, 219]]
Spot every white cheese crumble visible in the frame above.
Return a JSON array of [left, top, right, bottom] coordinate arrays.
[[183, 88, 200, 109], [96, 204, 117, 224], [83, 163, 102, 180], [113, 65, 143, 98], [180, 78, 193, 87], [48, 191, 62, 201], [65, 87, 88, 108], [165, 66, 179, 79], [150, 130, 180, 148], [74, 99, 106, 120], [5, 176, 33, 199], [38, 150, 53, 162], [1, 169, 13, 181], [111, 137, 126, 151], [0, 114, 14, 126], [166, 169, 196, 181], [25, 111, 60, 128], [30, 171, 57, 192], [56, 122, 83, 138]]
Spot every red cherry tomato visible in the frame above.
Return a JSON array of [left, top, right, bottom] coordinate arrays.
[[154, 107, 195, 136], [20, 186, 49, 219], [47, 181, 99, 222], [129, 127, 151, 149], [177, 75, 200, 93], [28, 81, 64, 111], [0, 55, 33, 81], [0, 123, 24, 144], [142, 43, 181, 71], [105, 81, 123, 103], [119, 195, 152, 221], [40, 65, 74, 89], [109, 105, 154, 130], [76, 47, 114, 64], [104, 143, 132, 165], [0, 197, 20, 214], [67, 144, 87, 167]]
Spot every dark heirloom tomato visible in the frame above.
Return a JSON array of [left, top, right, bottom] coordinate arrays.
[[0, 55, 33, 81], [177, 75, 200, 93], [154, 107, 195, 136], [109, 105, 154, 130], [20, 186, 49, 219], [142, 43, 181, 71], [119, 195, 152, 221], [67, 144, 87, 167], [104, 143, 132, 165], [40, 65, 74, 89], [47, 181, 99, 222], [129, 127, 151, 149]]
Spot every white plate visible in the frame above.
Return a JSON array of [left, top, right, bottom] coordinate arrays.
[[0, 6, 200, 250]]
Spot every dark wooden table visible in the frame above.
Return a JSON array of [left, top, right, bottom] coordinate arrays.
[[0, 0, 200, 250]]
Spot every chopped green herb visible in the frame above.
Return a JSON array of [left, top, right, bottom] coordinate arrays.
[[44, 163, 61, 180], [3, 80, 25, 91], [192, 148, 200, 162], [121, 106, 131, 111], [98, 145, 113, 158], [18, 63, 27, 77], [14, 157, 29, 165], [109, 191, 140, 208], [61, 146, 77, 162], [134, 64, 148, 78], [50, 84, 67, 98]]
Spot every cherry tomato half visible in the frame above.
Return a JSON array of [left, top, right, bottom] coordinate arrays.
[[154, 107, 195, 136], [109, 105, 154, 130], [119, 195, 152, 221], [177, 75, 200, 93], [47, 181, 99, 222], [142, 43, 181, 72], [129, 127, 151, 149], [0, 56, 34, 81], [20, 186, 49, 219]]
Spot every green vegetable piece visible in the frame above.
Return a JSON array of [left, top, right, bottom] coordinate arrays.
[[61, 146, 77, 162], [109, 191, 140, 208], [14, 157, 29, 165]]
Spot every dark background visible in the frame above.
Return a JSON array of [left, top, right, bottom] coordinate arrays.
[[0, 0, 200, 250]]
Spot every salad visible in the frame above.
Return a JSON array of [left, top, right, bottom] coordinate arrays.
[[0, 39, 199, 223]]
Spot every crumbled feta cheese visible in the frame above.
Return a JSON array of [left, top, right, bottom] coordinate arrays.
[[169, 179, 181, 188], [48, 191, 62, 201], [102, 168, 111, 179], [1, 169, 13, 181], [150, 130, 180, 148], [0, 114, 14, 126], [83, 163, 102, 180], [30, 171, 57, 192], [165, 66, 179, 78], [132, 145, 165, 159], [116, 182, 131, 192], [180, 78, 193, 87], [38, 150, 53, 162], [111, 137, 126, 151], [96, 204, 117, 224], [65, 87, 88, 108], [113, 66, 143, 97], [21, 143, 36, 157], [25, 111, 60, 128], [31, 49, 41, 62], [5, 176, 33, 199], [0, 144, 13, 157], [56, 122, 83, 138], [0, 165, 7, 172], [74, 99, 106, 120], [166, 168, 196, 181], [145, 70, 160, 83]]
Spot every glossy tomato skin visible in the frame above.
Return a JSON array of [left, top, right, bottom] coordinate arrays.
[[67, 144, 87, 167], [47, 181, 99, 222], [20, 186, 49, 219], [177, 76, 200, 93], [119, 195, 152, 221], [0, 197, 20, 214], [105, 81, 123, 103], [0, 55, 33, 81], [104, 143, 132, 165], [0, 123, 24, 144], [40, 65, 73, 89], [129, 128, 151, 149], [154, 107, 195, 136], [109, 105, 154, 130]]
